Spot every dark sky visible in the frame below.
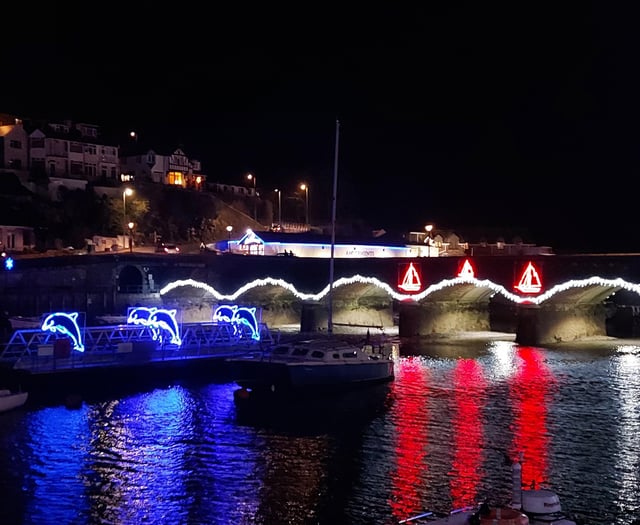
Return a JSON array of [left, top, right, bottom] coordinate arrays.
[[4, 2, 640, 252]]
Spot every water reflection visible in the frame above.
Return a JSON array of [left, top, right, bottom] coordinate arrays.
[[612, 345, 640, 517], [450, 359, 485, 508], [233, 382, 394, 524], [25, 405, 92, 524], [389, 357, 431, 521], [2, 339, 640, 524], [510, 347, 554, 488]]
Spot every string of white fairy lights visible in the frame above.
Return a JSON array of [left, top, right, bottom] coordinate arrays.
[[159, 275, 640, 305]]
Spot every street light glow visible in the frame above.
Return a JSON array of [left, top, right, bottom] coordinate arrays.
[[247, 173, 257, 220], [274, 189, 282, 226], [123, 188, 134, 249], [300, 183, 309, 225]]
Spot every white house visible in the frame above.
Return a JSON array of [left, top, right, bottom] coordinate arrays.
[[28, 120, 119, 184]]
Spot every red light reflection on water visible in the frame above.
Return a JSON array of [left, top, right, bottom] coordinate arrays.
[[389, 358, 431, 521], [450, 359, 485, 507], [510, 347, 555, 487]]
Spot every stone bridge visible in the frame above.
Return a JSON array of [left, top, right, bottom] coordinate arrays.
[[3, 252, 640, 345]]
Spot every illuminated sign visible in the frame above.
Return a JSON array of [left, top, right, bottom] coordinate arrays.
[[237, 229, 263, 246], [213, 305, 260, 340], [514, 261, 542, 294], [457, 259, 475, 279], [41, 312, 85, 352], [398, 262, 422, 292], [127, 306, 182, 346], [4, 257, 14, 270]]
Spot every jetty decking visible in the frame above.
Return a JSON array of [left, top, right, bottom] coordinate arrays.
[[0, 321, 279, 376]]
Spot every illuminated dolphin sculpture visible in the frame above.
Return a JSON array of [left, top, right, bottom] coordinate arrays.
[[212, 304, 238, 324], [127, 306, 181, 346], [213, 304, 260, 341], [127, 306, 160, 340], [233, 306, 260, 340], [149, 308, 182, 346], [41, 311, 85, 353]]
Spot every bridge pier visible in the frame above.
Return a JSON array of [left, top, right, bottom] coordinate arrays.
[[301, 302, 326, 332], [516, 303, 608, 345], [398, 301, 490, 337], [515, 304, 539, 346], [300, 300, 394, 333]]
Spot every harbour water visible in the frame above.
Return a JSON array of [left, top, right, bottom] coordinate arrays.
[[1, 335, 639, 525]]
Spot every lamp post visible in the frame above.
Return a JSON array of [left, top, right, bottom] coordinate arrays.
[[122, 188, 133, 247], [226, 225, 233, 252], [274, 189, 282, 226], [247, 173, 257, 221], [300, 183, 309, 225], [425, 223, 434, 257], [128, 222, 134, 253]]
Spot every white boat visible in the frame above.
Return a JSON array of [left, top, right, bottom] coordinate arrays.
[[229, 338, 395, 397], [0, 389, 28, 413], [399, 458, 579, 525]]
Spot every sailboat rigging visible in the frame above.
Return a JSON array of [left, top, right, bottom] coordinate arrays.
[[328, 119, 340, 335]]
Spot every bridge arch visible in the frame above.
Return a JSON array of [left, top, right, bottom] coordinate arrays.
[[117, 265, 144, 293], [158, 276, 640, 344]]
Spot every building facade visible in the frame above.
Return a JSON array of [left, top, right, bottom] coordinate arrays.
[[28, 120, 119, 184], [120, 146, 205, 190], [0, 114, 29, 175]]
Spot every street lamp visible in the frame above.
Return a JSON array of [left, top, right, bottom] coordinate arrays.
[[122, 188, 133, 245], [128, 222, 134, 253], [300, 183, 309, 225], [247, 173, 257, 221], [226, 225, 233, 252], [425, 223, 434, 256], [274, 189, 282, 226]]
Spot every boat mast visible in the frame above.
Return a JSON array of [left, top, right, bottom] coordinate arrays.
[[328, 119, 340, 335]]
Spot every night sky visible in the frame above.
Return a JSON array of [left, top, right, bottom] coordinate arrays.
[[4, 3, 640, 252]]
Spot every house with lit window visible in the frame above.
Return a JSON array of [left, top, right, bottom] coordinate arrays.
[[119, 142, 205, 191]]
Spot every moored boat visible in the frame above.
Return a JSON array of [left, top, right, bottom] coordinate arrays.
[[228, 337, 396, 397], [0, 388, 28, 413]]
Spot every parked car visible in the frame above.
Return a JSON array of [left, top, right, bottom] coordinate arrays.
[[155, 243, 180, 254]]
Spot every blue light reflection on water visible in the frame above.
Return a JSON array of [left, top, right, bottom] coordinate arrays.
[[1, 340, 640, 524]]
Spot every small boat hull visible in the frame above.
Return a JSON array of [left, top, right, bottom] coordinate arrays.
[[228, 339, 395, 394], [0, 389, 28, 413], [231, 359, 394, 393]]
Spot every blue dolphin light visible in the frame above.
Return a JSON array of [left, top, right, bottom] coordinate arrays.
[[41, 312, 85, 352], [213, 305, 238, 324], [233, 306, 260, 341], [128, 306, 181, 346], [127, 306, 160, 340], [149, 308, 182, 346], [213, 304, 260, 341]]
